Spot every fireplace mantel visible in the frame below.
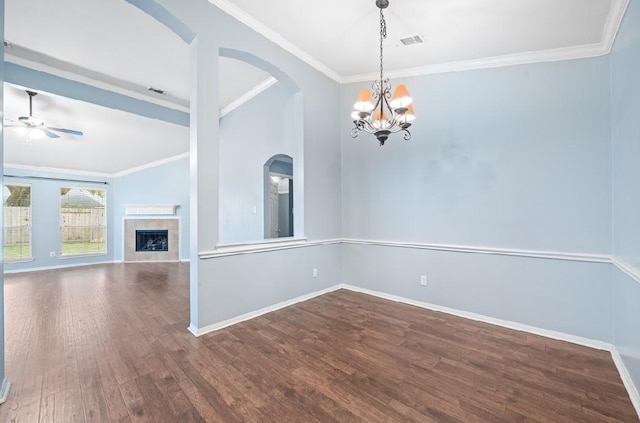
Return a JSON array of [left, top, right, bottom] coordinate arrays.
[[125, 204, 178, 216]]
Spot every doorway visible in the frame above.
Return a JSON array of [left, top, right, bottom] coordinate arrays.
[[264, 154, 293, 239]]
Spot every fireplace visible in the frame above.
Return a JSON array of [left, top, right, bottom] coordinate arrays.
[[136, 230, 169, 252], [124, 218, 179, 262]]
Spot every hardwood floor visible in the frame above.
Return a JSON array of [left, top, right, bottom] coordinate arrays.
[[0, 262, 637, 422]]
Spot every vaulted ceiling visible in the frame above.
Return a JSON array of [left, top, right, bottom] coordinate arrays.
[[3, 0, 628, 175]]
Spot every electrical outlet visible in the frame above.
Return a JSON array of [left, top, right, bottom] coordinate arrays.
[[49, 251, 56, 257], [420, 275, 427, 286], [313, 268, 318, 278]]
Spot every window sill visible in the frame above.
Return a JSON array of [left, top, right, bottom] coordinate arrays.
[[4, 257, 35, 264], [59, 252, 108, 260], [201, 237, 308, 258]]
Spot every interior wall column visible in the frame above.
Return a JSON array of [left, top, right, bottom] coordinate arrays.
[[0, 0, 10, 403], [188, 34, 220, 332]]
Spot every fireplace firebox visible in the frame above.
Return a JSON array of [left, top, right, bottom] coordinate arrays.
[[136, 229, 169, 252]]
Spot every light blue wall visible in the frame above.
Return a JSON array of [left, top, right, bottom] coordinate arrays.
[[3, 167, 115, 272], [343, 245, 612, 341], [611, 0, 640, 395], [132, 0, 343, 330], [341, 57, 613, 342], [342, 58, 611, 252], [219, 82, 296, 244], [112, 157, 190, 261]]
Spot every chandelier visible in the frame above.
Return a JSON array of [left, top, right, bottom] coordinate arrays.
[[350, 0, 415, 146]]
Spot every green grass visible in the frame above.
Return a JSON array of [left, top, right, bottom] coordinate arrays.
[[61, 241, 105, 255], [3, 244, 31, 261], [3, 242, 105, 261]]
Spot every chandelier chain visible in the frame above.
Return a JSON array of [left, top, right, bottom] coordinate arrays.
[[379, 8, 387, 83]]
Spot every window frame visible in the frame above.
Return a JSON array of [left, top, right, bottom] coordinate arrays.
[[59, 186, 108, 257], [3, 183, 33, 263]]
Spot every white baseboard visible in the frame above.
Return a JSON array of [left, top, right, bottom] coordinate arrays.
[[611, 347, 640, 418], [4, 260, 119, 274], [187, 323, 199, 337], [341, 284, 612, 350], [0, 379, 11, 404], [188, 284, 343, 337], [341, 284, 640, 420]]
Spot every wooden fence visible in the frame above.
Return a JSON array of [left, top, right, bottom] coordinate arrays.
[[4, 207, 105, 246]]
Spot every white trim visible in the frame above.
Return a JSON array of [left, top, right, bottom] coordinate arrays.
[[185, 280, 639, 419], [612, 257, 640, 285], [188, 284, 343, 336], [341, 284, 612, 351], [5, 49, 189, 112], [611, 346, 640, 418], [124, 205, 178, 216], [200, 238, 341, 259], [341, 238, 610, 263], [4, 163, 113, 178], [200, 237, 611, 262], [208, 0, 342, 82], [216, 236, 307, 249], [112, 152, 189, 178], [6, 152, 189, 179], [343, 43, 610, 83], [0, 379, 11, 405], [188, 323, 199, 337], [342, 284, 638, 419], [4, 260, 118, 274], [220, 77, 278, 118], [210, 0, 627, 83], [602, 0, 630, 55]]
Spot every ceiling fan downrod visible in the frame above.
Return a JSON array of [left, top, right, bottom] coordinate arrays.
[[26, 90, 37, 117]]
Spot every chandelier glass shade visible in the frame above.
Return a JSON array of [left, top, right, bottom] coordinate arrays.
[[351, 0, 415, 146]]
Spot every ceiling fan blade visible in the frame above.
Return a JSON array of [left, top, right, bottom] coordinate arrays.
[[4, 123, 26, 128], [46, 127, 84, 136], [41, 128, 61, 139]]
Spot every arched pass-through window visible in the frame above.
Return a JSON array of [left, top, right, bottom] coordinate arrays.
[[217, 49, 303, 245]]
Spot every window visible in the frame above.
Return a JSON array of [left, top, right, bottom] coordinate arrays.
[[60, 187, 106, 255], [3, 184, 32, 262]]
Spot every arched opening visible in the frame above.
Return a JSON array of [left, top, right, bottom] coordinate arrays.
[[217, 50, 303, 245], [264, 154, 293, 239]]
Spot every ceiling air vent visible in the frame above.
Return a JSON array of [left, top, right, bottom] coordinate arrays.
[[148, 86, 167, 95], [400, 35, 424, 46]]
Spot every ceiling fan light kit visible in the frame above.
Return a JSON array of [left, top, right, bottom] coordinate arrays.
[[350, 0, 415, 146], [5, 90, 84, 140]]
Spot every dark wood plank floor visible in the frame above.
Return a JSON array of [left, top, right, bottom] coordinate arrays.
[[1, 263, 637, 422]]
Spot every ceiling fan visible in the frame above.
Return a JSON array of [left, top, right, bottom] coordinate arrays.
[[5, 90, 83, 139]]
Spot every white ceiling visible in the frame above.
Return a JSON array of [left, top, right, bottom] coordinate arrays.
[[215, 0, 626, 80], [4, 84, 189, 176], [2, 0, 628, 175]]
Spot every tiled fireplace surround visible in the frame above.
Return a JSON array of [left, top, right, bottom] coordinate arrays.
[[124, 218, 179, 262]]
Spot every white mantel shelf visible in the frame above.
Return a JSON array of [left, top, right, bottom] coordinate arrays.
[[125, 205, 178, 216]]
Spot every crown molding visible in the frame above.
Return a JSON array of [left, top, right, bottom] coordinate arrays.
[[5, 152, 190, 179], [342, 41, 615, 83], [211, 0, 628, 84], [208, 0, 342, 83], [220, 77, 277, 117], [5, 44, 190, 112], [4, 163, 114, 178], [112, 152, 189, 178], [603, 0, 630, 53]]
